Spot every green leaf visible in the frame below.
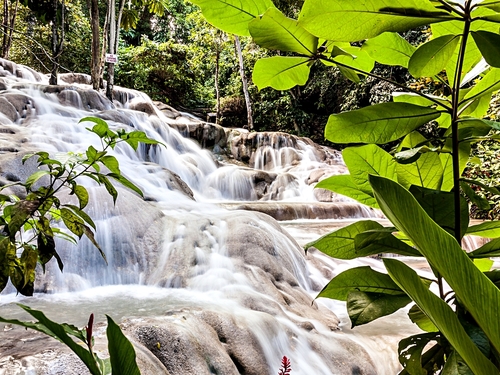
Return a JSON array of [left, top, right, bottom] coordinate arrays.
[[80, 117, 111, 138], [0, 305, 102, 375], [73, 185, 89, 210], [398, 332, 440, 375], [249, 8, 317, 55], [408, 304, 438, 332], [107, 173, 144, 198], [409, 186, 469, 238], [441, 351, 474, 375], [100, 155, 120, 174], [354, 229, 421, 257], [467, 221, 500, 238], [25, 170, 51, 189], [106, 316, 141, 375], [371, 175, 500, 357], [189, 0, 274, 36], [82, 224, 107, 264], [63, 204, 96, 230], [8, 200, 40, 239], [393, 92, 449, 108], [408, 34, 461, 78], [432, 7, 498, 86], [298, 0, 451, 42], [471, 31, 500, 68], [362, 32, 415, 68], [119, 130, 163, 151], [384, 259, 498, 375], [325, 103, 440, 144], [305, 220, 386, 258], [333, 46, 375, 76], [343, 145, 397, 194], [60, 207, 84, 238], [252, 56, 311, 90], [396, 152, 443, 190], [463, 68, 500, 102], [97, 175, 118, 204], [317, 265, 408, 301], [347, 291, 411, 327], [470, 238, 500, 258], [460, 181, 490, 211], [315, 175, 379, 208]]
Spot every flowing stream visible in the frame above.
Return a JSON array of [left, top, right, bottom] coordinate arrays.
[[0, 59, 417, 374]]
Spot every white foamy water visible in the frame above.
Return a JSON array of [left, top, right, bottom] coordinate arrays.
[[0, 61, 413, 374]]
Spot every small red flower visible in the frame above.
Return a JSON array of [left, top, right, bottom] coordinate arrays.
[[278, 356, 292, 375]]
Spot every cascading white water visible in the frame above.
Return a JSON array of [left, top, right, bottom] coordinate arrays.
[[0, 60, 410, 375]]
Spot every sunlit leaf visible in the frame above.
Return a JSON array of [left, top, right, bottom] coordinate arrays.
[[315, 175, 379, 208], [362, 32, 415, 68], [325, 103, 440, 144], [409, 34, 461, 78], [249, 7, 317, 55], [298, 0, 451, 42], [253, 56, 311, 90]]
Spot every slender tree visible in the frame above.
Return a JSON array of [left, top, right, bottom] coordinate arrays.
[[234, 35, 253, 130], [1, 0, 19, 58]]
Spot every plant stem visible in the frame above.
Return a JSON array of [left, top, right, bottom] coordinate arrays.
[[451, 1, 472, 245]]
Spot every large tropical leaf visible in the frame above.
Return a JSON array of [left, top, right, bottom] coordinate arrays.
[[383, 259, 498, 375], [317, 266, 408, 300], [189, 0, 275, 36], [408, 34, 461, 78], [315, 175, 378, 208], [347, 291, 411, 327], [362, 32, 415, 68], [472, 30, 500, 68], [463, 68, 500, 102], [298, 0, 451, 42], [396, 152, 443, 189], [252, 56, 311, 90], [370, 175, 500, 355], [325, 103, 440, 144], [343, 144, 397, 194], [107, 316, 141, 375], [249, 8, 317, 55], [466, 221, 500, 237]]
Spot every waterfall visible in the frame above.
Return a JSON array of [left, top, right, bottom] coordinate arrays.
[[0, 59, 409, 375]]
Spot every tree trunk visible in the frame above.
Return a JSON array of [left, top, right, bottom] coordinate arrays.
[[105, 0, 116, 100], [88, 0, 101, 90], [49, 0, 64, 85], [3, 0, 19, 58], [215, 44, 221, 124], [234, 36, 253, 130]]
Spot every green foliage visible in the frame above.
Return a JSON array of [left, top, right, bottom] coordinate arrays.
[[0, 305, 140, 375], [195, 0, 500, 371], [0, 117, 162, 296]]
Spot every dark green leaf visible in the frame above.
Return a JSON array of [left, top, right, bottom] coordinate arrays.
[[8, 200, 40, 239], [119, 130, 163, 151], [107, 173, 144, 198], [471, 31, 500, 68], [347, 291, 411, 327], [441, 351, 474, 375], [354, 230, 421, 257], [409, 186, 469, 238], [317, 266, 408, 301], [80, 117, 111, 138], [82, 225, 107, 264], [63, 204, 96, 230], [469, 238, 500, 258], [97, 175, 118, 204], [73, 185, 89, 210], [460, 181, 490, 211], [398, 332, 440, 375], [106, 315, 141, 375], [325, 103, 440, 144], [60, 207, 84, 238]]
